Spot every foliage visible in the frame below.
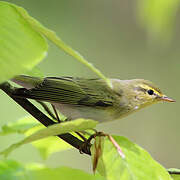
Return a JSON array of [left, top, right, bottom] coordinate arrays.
[[0, 116, 72, 159], [168, 169, 180, 180], [91, 136, 172, 180], [0, 117, 97, 158], [0, 160, 105, 180], [0, 1, 110, 86], [0, 1, 179, 180], [0, 1, 47, 83]]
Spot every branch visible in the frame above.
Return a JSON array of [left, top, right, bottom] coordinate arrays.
[[0, 82, 91, 155]]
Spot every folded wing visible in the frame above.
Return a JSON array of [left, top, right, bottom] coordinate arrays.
[[13, 77, 114, 107]]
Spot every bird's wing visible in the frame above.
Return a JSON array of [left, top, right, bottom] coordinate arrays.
[[13, 77, 114, 107]]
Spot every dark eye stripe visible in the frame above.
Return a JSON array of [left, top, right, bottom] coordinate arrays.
[[147, 89, 154, 95]]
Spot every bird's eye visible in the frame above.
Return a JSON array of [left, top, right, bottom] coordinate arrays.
[[147, 89, 154, 95]]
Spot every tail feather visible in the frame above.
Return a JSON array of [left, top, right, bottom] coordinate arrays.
[[12, 75, 43, 89]]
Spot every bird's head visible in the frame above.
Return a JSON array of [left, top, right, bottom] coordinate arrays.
[[112, 79, 175, 111], [126, 79, 175, 109]]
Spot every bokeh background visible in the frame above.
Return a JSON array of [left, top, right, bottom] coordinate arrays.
[[0, 0, 179, 171]]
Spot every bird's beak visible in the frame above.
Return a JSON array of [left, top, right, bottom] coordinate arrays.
[[160, 95, 176, 102]]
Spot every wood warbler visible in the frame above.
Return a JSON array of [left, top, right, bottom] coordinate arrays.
[[12, 75, 175, 122]]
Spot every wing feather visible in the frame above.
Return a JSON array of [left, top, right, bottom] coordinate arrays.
[[13, 77, 114, 107]]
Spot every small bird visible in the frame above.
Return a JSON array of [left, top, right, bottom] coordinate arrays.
[[12, 75, 175, 123]]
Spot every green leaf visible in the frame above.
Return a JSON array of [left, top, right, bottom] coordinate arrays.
[[168, 168, 180, 180], [0, 116, 73, 159], [0, 160, 26, 180], [0, 118, 98, 157], [11, 1, 110, 87], [0, 1, 109, 86], [23, 118, 97, 143], [30, 136, 72, 160], [0, 160, 105, 180], [24, 124, 72, 160], [0, 116, 39, 135], [91, 135, 172, 180], [171, 175, 180, 180], [0, 1, 48, 83]]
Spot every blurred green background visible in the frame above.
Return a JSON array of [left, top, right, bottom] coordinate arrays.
[[0, 0, 179, 171]]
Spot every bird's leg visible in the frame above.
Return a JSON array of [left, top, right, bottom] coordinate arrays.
[[79, 131, 104, 154], [75, 129, 99, 146], [76, 129, 97, 141], [36, 101, 57, 121], [86, 131, 105, 144], [79, 131, 125, 158], [92, 132, 125, 158], [36, 101, 61, 123], [37, 102, 87, 141], [80, 129, 97, 135], [51, 104, 61, 123]]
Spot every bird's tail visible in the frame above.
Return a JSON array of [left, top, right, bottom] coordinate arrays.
[[12, 75, 43, 89]]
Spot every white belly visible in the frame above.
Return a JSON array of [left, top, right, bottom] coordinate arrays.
[[53, 103, 115, 122]]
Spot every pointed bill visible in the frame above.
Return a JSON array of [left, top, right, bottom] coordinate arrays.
[[160, 96, 175, 102]]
